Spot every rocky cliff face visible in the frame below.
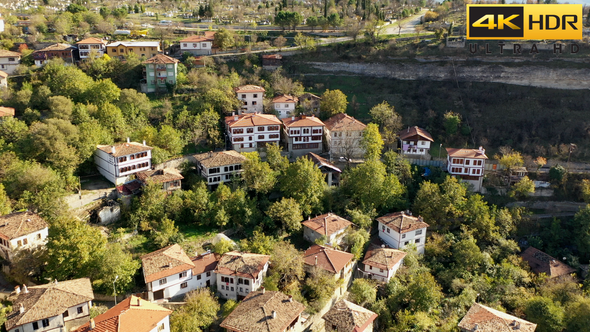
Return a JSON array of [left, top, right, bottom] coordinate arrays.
[[306, 61, 590, 90]]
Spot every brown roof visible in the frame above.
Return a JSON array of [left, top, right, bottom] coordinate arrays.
[[76, 37, 106, 45], [398, 126, 434, 142], [116, 180, 142, 196], [302, 213, 351, 237], [520, 246, 576, 278], [6, 278, 94, 331], [220, 290, 305, 332], [73, 295, 171, 332], [282, 115, 325, 128], [446, 147, 489, 159], [377, 211, 429, 234], [303, 244, 354, 274], [458, 303, 537, 332], [261, 54, 282, 60], [215, 251, 270, 279], [136, 168, 184, 184], [305, 152, 341, 173], [97, 142, 153, 158], [272, 94, 298, 103], [324, 113, 367, 132], [194, 150, 246, 169], [191, 252, 220, 275], [299, 93, 321, 101], [0, 70, 8, 78], [0, 49, 21, 57], [143, 54, 179, 64], [323, 299, 378, 332], [0, 212, 48, 241], [180, 34, 215, 42], [362, 244, 406, 271], [0, 106, 15, 117], [234, 85, 265, 93], [36, 43, 74, 52], [225, 113, 282, 128], [140, 244, 195, 283]]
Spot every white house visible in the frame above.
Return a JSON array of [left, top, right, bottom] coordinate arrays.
[[215, 251, 270, 301], [235, 85, 265, 114], [6, 278, 94, 332], [458, 303, 537, 332], [76, 37, 107, 59], [282, 115, 325, 157], [0, 212, 49, 261], [446, 146, 488, 192], [194, 150, 247, 187], [220, 290, 306, 332], [73, 295, 172, 332], [179, 31, 215, 55], [141, 244, 196, 302], [0, 50, 21, 75], [225, 113, 282, 152], [323, 300, 378, 332], [189, 252, 219, 289], [361, 244, 407, 283], [377, 211, 429, 254], [95, 140, 153, 185], [302, 213, 352, 246], [272, 94, 298, 119], [398, 126, 434, 158], [324, 113, 367, 160], [303, 244, 355, 296]]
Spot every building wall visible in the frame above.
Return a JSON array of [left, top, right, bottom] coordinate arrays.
[[378, 223, 426, 254], [273, 102, 296, 119], [447, 156, 486, 192], [144, 63, 177, 93], [78, 44, 105, 58], [187, 270, 216, 289], [216, 262, 269, 300], [0, 56, 20, 75], [198, 163, 243, 186], [147, 269, 193, 301], [227, 123, 281, 153], [285, 125, 323, 157], [148, 316, 170, 332], [95, 148, 152, 185], [363, 259, 403, 283], [326, 129, 364, 159], [106, 45, 160, 59], [180, 41, 212, 55], [401, 139, 431, 156], [9, 301, 91, 332], [236, 92, 264, 114]]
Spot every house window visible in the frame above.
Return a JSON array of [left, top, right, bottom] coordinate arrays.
[[369, 266, 372, 270], [244, 279, 249, 285], [415, 229, 423, 235], [386, 228, 390, 233], [404, 241, 409, 246], [238, 278, 243, 284], [63, 310, 69, 318], [241, 94, 246, 98], [159, 278, 167, 285], [402, 234, 406, 239], [197, 274, 202, 280], [415, 238, 421, 244], [42, 319, 49, 327], [17, 240, 22, 247], [252, 101, 257, 105], [253, 94, 258, 98], [258, 135, 264, 139], [77, 306, 83, 314], [240, 287, 243, 292], [247, 128, 254, 133], [8, 57, 15, 62], [33, 322, 39, 330], [221, 285, 225, 290], [380, 269, 384, 273], [181, 282, 188, 288], [382, 226, 385, 232], [158, 323, 165, 331], [231, 287, 234, 291], [179, 271, 187, 278], [465, 160, 470, 165], [23, 239, 27, 245]]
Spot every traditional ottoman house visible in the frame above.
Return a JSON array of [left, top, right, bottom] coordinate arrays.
[[302, 213, 352, 245], [215, 251, 270, 301], [225, 113, 282, 152], [377, 211, 429, 254], [446, 146, 488, 192], [0, 50, 21, 75], [179, 31, 215, 55], [32, 43, 76, 67], [323, 299, 378, 332], [303, 244, 354, 296], [189, 251, 219, 289], [520, 246, 576, 279], [324, 113, 366, 160], [282, 115, 325, 157], [305, 152, 341, 186], [261, 54, 283, 70], [0, 211, 49, 261], [0, 71, 8, 88], [272, 94, 298, 119], [235, 85, 265, 114], [76, 38, 107, 59], [361, 244, 406, 282], [398, 126, 434, 158], [458, 303, 537, 332], [194, 150, 247, 187], [136, 168, 183, 192], [95, 140, 152, 185]]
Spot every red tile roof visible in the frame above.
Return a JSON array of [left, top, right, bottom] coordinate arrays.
[[261, 54, 282, 60], [303, 244, 354, 274], [73, 295, 171, 332], [191, 252, 220, 275], [282, 115, 325, 128], [376, 211, 429, 234], [458, 303, 537, 332], [324, 113, 366, 132], [194, 150, 246, 168], [398, 126, 434, 142], [520, 246, 576, 278], [140, 244, 195, 283], [136, 168, 184, 184], [446, 147, 488, 159], [0, 50, 21, 57], [76, 37, 107, 45], [143, 54, 179, 64], [0, 106, 15, 117], [323, 299, 378, 332], [302, 213, 351, 237], [225, 113, 281, 128], [235, 85, 265, 93], [0, 70, 8, 78], [180, 33, 216, 43], [362, 244, 406, 271], [97, 142, 153, 158], [272, 94, 298, 103], [0, 212, 48, 241], [305, 152, 341, 173], [216, 251, 270, 279]]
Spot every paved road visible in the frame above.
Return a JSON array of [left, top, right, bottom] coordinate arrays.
[[382, 9, 427, 35]]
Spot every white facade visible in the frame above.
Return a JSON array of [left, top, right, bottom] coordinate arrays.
[[364, 259, 403, 283], [180, 40, 212, 55], [303, 227, 346, 246], [9, 301, 91, 332], [94, 144, 152, 185], [237, 91, 264, 114], [187, 269, 216, 289], [378, 222, 427, 254], [216, 262, 269, 301], [0, 55, 20, 75], [148, 316, 170, 332], [0, 228, 48, 261], [401, 139, 431, 156], [198, 162, 243, 186], [147, 268, 194, 302], [274, 101, 296, 119], [227, 119, 281, 153], [78, 43, 106, 59], [327, 130, 364, 159], [284, 120, 324, 157], [447, 151, 487, 192]]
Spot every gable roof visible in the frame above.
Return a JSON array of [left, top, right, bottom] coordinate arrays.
[[362, 244, 406, 271], [225, 113, 282, 128], [73, 295, 172, 332], [376, 211, 429, 234], [323, 299, 378, 332], [106, 41, 160, 47], [97, 141, 153, 158], [136, 168, 184, 184], [282, 115, 325, 128], [458, 303, 537, 332], [446, 147, 488, 159], [398, 126, 434, 142], [234, 85, 265, 93], [192, 252, 220, 275], [0, 71, 8, 78], [194, 150, 247, 169], [220, 290, 305, 332], [140, 244, 195, 283], [302, 213, 351, 237], [305, 152, 341, 173], [0, 49, 21, 57], [6, 278, 94, 331], [76, 37, 107, 45], [35, 43, 74, 52], [180, 33, 215, 43], [520, 246, 576, 278], [261, 54, 282, 60], [0, 106, 15, 117], [303, 244, 354, 274], [216, 251, 270, 279], [299, 93, 321, 101], [143, 54, 179, 64], [272, 94, 298, 103], [324, 113, 367, 132], [0, 212, 48, 241]]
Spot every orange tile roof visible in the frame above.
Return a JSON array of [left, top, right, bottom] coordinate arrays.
[[398, 126, 434, 142], [76, 37, 107, 45], [261, 54, 282, 60], [302, 213, 351, 237], [305, 152, 341, 173], [0, 212, 48, 241], [215, 251, 270, 279], [520, 246, 576, 278], [194, 150, 246, 168], [376, 211, 429, 234], [0, 106, 15, 117], [73, 295, 172, 332], [0, 70, 8, 78], [282, 115, 325, 128], [446, 147, 488, 159], [303, 244, 354, 274], [140, 244, 195, 283], [225, 113, 282, 128], [97, 142, 153, 158], [180, 33, 215, 42], [362, 244, 406, 271], [272, 94, 298, 103], [458, 303, 537, 332], [324, 113, 366, 132], [0, 49, 21, 57], [192, 252, 220, 275], [234, 85, 265, 93], [36, 43, 74, 52], [136, 168, 184, 184], [143, 54, 179, 64], [323, 300, 378, 332]]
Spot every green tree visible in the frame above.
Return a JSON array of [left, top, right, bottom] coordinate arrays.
[[0, 184, 11, 215], [280, 157, 326, 215], [266, 241, 305, 292], [222, 300, 239, 318], [266, 143, 289, 173], [47, 95, 74, 120], [572, 205, 590, 261], [510, 176, 535, 199], [360, 123, 383, 160], [580, 179, 590, 203], [347, 208, 374, 229], [566, 297, 590, 331], [303, 266, 338, 313], [92, 243, 140, 295], [242, 152, 277, 194], [413, 177, 467, 229], [404, 271, 443, 313], [156, 125, 185, 156], [320, 89, 348, 119], [346, 228, 370, 260], [369, 102, 402, 148], [117, 89, 151, 124], [170, 289, 220, 332], [524, 296, 565, 332], [383, 150, 412, 184], [349, 278, 377, 306], [266, 198, 302, 234], [497, 151, 524, 172], [549, 164, 566, 182], [213, 238, 236, 255], [273, 35, 287, 50], [443, 111, 461, 136], [214, 28, 235, 50]]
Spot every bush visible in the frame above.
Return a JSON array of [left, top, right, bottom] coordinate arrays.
[[424, 11, 439, 22]]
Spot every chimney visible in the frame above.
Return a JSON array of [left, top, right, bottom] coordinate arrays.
[[14, 285, 20, 294], [19, 303, 24, 314], [301, 115, 306, 119], [111, 146, 116, 154], [232, 111, 235, 116], [261, 286, 265, 294], [473, 323, 478, 331], [381, 244, 385, 248], [23, 285, 28, 294], [54, 279, 58, 284], [291, 116, 295, 121], [90, 318, 96, 330], [137, 297, 141, 306], [143, 140, 146, 146], [127, 137, 130, 143], [272, 310, 277, 319], [288, 295, 293, 302], [315, 256, 318, 265], [26, 219, 30, 222], [234, 115, 238, 121]]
